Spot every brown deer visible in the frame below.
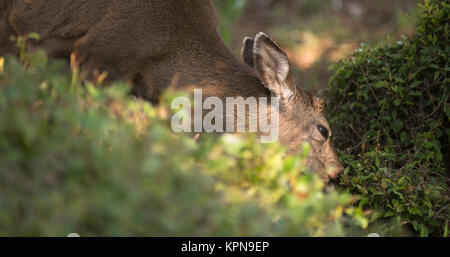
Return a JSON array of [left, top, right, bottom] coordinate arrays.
[[0, 0, 343, 182]]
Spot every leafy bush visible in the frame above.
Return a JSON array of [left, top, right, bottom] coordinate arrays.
[[326, 0, 449, 236], [0, 44, 366, 236]]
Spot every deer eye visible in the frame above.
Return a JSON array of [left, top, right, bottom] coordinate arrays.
[[317, 125, 329, 139]]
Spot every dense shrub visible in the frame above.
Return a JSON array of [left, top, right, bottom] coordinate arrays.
[[0, 45, 367, 236], [326, 0, 449, 236]]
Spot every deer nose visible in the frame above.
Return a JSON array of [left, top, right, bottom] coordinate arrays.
[[327, 164, 344, 180]]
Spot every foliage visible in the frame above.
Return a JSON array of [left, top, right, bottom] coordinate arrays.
[[215, 0, 248, 46], [0, 45, 365, 236], [326, 0, 449, 236]]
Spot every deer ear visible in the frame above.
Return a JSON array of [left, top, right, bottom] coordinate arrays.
[[253, 32, 295, 98], [241, 37, 255, 68]]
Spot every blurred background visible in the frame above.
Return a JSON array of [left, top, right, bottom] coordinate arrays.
[[215, 0, 421, 92]]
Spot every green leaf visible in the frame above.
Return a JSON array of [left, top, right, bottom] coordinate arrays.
[[375, 81, 386, 88], [434, 71, 440, 80], [409, 81, 422, 88]]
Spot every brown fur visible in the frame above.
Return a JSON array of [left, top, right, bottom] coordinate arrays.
[[0, 0, 343, 182]]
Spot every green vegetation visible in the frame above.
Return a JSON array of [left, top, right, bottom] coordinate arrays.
[[326, 0, 449, 236], [0, 41, 365, 236], [215, 0, 248, 46]]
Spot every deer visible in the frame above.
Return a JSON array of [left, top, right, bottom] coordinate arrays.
[[0, 0, 344, 182]]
